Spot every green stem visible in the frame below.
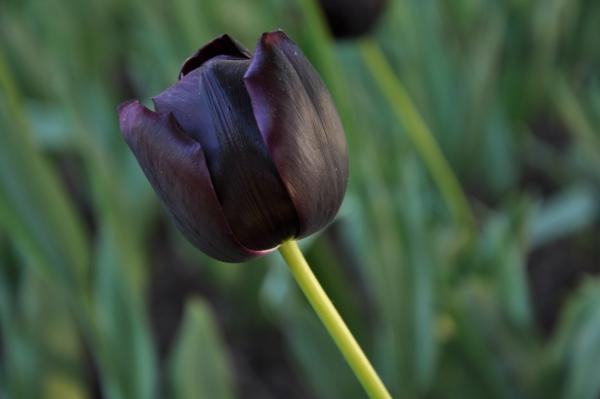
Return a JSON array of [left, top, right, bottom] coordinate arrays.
[[358, 40, 475, 241], [278, 240, 392, 399]]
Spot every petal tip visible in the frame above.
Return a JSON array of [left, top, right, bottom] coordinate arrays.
[[117, 99, 139, 115], [117, 99, 140, 134], [117, 99, 156, 139], [259, 29, 290, 46], [244, 30, 293, 83]]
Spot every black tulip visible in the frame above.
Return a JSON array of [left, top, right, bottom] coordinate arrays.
[[118, 31, 348, 262], [319, 0, 387, 38]]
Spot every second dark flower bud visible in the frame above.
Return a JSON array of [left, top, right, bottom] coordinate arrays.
[[319, 0, 387, 38]]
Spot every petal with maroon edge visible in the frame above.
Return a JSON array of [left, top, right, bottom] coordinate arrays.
[[179, 34, 252, 79], [244, 30, 349, 238], [118, 100, 267, 262]]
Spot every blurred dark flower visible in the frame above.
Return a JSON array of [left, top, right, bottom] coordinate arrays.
[[319, 0, 386, 38], [118, 31, 348, 262]]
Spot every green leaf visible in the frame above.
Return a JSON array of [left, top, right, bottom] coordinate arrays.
[[282, 303, 363, 399], [93, 226, 157, 399], [549, 280, 600, 399], [0, 49, 89, 294], [473, 203, 534, 330], [529, 186, 599, 248], [0, 267, 42, 399], [168, 298, 235, 399]]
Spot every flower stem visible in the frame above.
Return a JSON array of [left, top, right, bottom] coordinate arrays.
[[278, 240, 392, 399]]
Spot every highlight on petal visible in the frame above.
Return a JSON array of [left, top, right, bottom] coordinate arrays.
[[154, 58, 299, 251], [179, 34, 252, 79], [244, 30, 349, 238], [118, 100, 268, 262]]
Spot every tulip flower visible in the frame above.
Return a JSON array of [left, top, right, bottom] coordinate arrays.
[[318, 0, 387, 38], [118, 30, 348, 262], [118, 31, 391, 399]]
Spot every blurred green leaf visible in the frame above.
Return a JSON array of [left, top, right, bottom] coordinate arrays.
[[549, 279, 600, 399], [394, 161, 438, 393], [43, 374, 88, 399], [25, 100, 74, 151], [0, 50, 90, 291], [359, 39, 475, 241], [471, 203, 534, 330], [93, 226, 158, 399], [282, 303, 363, 399], [261, 255, 364, 399], [0, 263, 42, 399], [168, 298, 235, 399], [529, 186, 599, 248], [554, 77, 600, 179]]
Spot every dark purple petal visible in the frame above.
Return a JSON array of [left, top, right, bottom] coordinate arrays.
[[118, 100, 268, 262], [153, 59, 299, 250], [244, 30, 349, 238], [179, 34, 251, 79]]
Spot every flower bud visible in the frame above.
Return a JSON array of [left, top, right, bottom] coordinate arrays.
[[118, 31, 348, 262], [319, 0, 387, 38]]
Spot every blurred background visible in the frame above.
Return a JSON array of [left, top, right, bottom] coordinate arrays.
[[1, 0, 599, 398]]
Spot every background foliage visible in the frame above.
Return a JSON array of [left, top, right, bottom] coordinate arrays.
[[1, 0, 599, 398]]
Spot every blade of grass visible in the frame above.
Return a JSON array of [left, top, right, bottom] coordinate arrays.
[[358, 40, 475, 241], [553, 76, 600, 175], [0, 49, 90, 292], [549, 280, 600, 399], [168, 298, 235, 399]]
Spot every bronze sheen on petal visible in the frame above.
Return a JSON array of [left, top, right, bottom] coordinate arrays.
[[118, 31, 348, 262]]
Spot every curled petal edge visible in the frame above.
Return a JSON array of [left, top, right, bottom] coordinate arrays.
[[118, 99, 273, 262]]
